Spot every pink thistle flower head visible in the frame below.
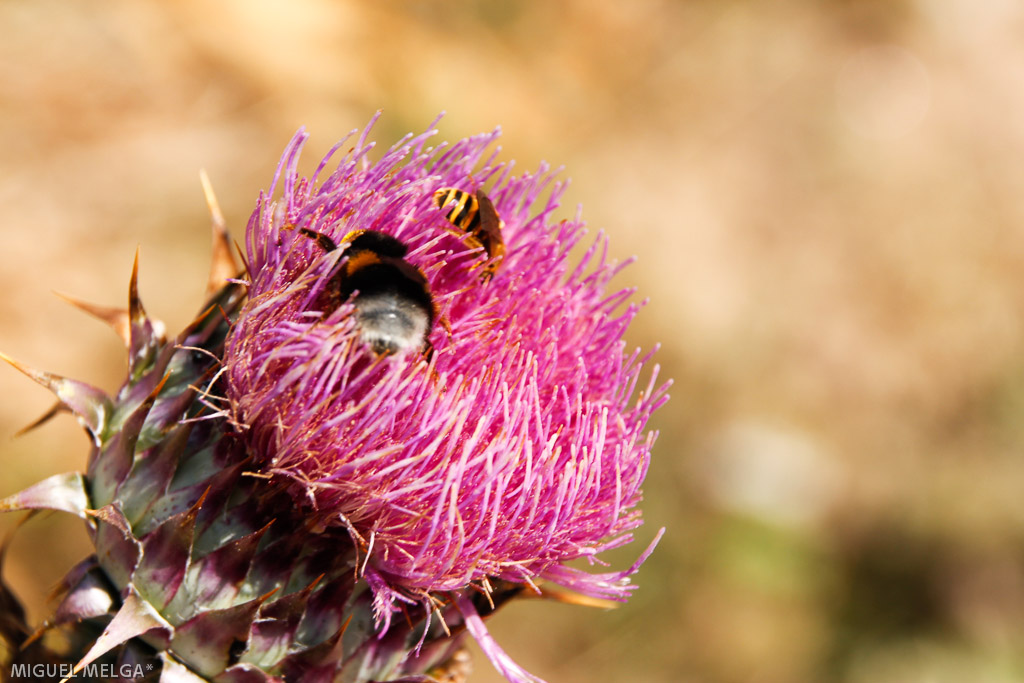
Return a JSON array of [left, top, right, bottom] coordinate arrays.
[[224, 115, 668, 633]]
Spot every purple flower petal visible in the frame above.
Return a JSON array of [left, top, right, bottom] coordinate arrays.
[[225, 118, 668, 614]]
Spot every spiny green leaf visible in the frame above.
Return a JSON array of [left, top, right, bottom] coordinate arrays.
[[171, 597, 266, 679], [91, 504, 142, 589], [53, 566, 116, 624], [0, 351, 110, 444], [159, 653, 210, 682], [0, 472, 89, 518], [128, 249, 162, 380], [119, 423, 193, 528], [214, 662, 279, 683], [68, 588, 172, 682], [135, 496, 203, 612]]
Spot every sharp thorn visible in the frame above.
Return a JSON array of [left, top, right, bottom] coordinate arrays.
[[53, 291, 130, 347], [199, 169, 226, 232], [127, 249, 162, 373], [129, 248, 146, 325], [232, 239, 250, 277], [201, 170, 241, 297], [14, 402, 66, 437]]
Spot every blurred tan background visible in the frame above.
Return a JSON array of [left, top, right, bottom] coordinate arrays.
[[4, 1, 1024, 681]]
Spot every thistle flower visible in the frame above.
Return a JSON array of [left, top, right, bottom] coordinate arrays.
[[0, 116, 667, 683]]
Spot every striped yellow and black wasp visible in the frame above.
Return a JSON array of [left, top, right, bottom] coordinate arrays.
[[432, 188, 505, 281]]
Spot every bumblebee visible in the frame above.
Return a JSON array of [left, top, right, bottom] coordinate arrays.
[[298, 227, 435, 356], [432, 188, 505, 280]]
